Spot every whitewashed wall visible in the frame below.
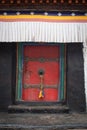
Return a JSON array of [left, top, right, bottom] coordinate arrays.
[[83, 43, 87, 111], [0, 21, 87, 110]]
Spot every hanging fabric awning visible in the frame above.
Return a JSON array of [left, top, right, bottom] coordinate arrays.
[[0, 15, 87, 43]]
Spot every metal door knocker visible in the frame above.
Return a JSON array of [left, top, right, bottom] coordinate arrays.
[[38, 69, 45, 99]]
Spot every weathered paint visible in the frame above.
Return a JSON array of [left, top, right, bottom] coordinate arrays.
[[16, 43, 65, 102], [16, 43, 23, 100], [83, 43, 87, 111], [60, 44, 65, 100]]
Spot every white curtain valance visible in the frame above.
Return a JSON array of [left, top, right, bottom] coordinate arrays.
[[0, 22, 87, 44]]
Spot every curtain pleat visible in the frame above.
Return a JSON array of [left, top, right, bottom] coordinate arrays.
[[0, 22, 87, 43]]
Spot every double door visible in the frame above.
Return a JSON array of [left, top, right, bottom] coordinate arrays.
[[16, 43, 65, 102]]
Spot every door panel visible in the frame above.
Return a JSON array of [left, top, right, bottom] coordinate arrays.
[[22, 45, 60, 101]]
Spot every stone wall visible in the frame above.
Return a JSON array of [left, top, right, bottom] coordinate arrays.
[[0, 43, 16, 111], [67, 43, 86, 112]]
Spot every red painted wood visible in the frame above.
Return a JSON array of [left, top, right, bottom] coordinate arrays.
[[22, 45, 60, 101], [22, 88, 58, 101]]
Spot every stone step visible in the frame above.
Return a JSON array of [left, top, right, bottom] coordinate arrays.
[[8, 104, 69, 113], [0, 124, 87, 130]]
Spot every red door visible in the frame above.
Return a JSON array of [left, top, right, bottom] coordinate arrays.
[[22, 45, 60, 101]]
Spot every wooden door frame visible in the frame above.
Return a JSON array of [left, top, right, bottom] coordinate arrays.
[[15, 42, 66, 104]]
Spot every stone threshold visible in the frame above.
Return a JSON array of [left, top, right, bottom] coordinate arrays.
[[0, 123, 87, 130], [8, 104, 69, 113]]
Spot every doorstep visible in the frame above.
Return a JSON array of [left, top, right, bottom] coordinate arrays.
[[8, 104, 69, 113]]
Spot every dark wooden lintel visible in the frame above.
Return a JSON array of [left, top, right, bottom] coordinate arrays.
[[0, 6, 87, 12], [0, 2, 87, 12]]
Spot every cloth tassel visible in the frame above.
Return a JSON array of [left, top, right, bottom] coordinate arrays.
[[39, 90, 44, 98]]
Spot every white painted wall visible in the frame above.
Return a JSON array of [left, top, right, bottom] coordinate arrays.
[[83, 43, 87, 111]]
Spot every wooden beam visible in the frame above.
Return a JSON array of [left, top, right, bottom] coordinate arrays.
[[0, 0, 87, 11]]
